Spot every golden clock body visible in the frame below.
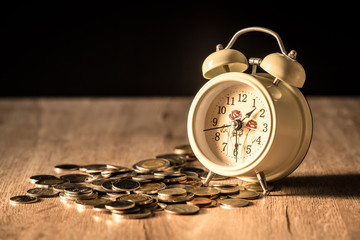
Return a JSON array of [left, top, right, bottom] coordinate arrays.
[[187, 72, 312, 182]]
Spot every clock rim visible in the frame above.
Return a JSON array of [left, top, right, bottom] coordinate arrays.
[[187, 72, 277, 176]]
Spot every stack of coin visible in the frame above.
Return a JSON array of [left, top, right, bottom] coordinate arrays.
[[9, 144, 271, 219]]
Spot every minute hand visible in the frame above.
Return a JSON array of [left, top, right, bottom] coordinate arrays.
[[203, 125, 231, 132]]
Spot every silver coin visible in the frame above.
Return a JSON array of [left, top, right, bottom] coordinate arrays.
[[112, 179, 140, 191], [53, 183, 87, 192], [64, 186, 93, 195], [113, 209, 152, 219], [9, 195, 38, 204], [54, 164, 79, 173], [29, 175, 58, 184], [27, 188, 59, 197], [35, 178, 68, 188], [116, 194, 153, 205], [60, 174, 89, 183], [228, 190, 260, 200]]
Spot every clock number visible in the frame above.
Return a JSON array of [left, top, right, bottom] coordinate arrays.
[[255, 136, 261, 145], [222, 142, 228, 151], [233, 147, 238, 157], [252, 99, 256, 108], [212, 118, 218, 126], [260, 109, 265, 117], [215, 132, 220, 141], [238, 94, 247, 102], [263, 123, 268, 132], [246, 145, 252, 154], [218, 106, 226, 114], [226, 97, 235, 105]]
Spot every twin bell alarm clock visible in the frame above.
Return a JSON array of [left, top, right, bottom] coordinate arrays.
[[187, 27, 313, 194]]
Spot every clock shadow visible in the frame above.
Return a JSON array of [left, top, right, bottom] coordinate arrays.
[[271, 174, 360, 198]]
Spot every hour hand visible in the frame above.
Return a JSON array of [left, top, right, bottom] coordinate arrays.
[[242, 108, 256, 121]]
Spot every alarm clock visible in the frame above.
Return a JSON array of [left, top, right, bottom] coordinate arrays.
[[187, 27, 312, 194]]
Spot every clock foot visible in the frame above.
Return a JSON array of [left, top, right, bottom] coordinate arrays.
[[202, 171, 215, 187], [256, 171, 270, 196]]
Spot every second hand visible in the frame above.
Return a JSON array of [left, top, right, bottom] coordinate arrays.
[[203, 125, 231, 132]]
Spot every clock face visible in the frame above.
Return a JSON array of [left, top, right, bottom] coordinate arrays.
[[203, 83, 272, 167]]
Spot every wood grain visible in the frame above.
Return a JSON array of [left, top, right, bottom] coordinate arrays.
[[0, 97, 359, 240]]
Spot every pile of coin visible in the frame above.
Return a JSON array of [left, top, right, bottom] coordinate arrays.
[[9, 144, 268, 218]]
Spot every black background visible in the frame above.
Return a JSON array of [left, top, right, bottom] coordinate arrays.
[[1, 1, 358, 97]]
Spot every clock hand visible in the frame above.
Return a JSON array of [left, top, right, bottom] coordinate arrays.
[[235, 130, 239, 163], [243, 125, 260, 131], [203, 124, 231, 132], [241, 107, 257, 121]]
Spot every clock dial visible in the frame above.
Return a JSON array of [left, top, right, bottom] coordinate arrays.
[[204, 83, 271, 166]]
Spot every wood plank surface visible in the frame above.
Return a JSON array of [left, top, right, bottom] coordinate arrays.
[[0, 97, 359, 240]]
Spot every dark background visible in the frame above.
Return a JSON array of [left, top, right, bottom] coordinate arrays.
[[1, 2, 358, 97]]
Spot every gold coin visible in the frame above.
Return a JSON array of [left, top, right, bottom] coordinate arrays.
[[158, 193, 194, 203], [173, 145, 193, 155], [186, 197, 212, 206], [116, 194, 153, 205], [214, 185, 241, 195], [219, 198, 249, 208], [190, 187, 220, 197], [244, 183, 274, 192], [134, 182, 166, 194], [136, 159, 170, 171], [164, 204, 200, 215], [158, 188, 187, 197], [105, 200, 135, 210], [228, 190, 260, 200]]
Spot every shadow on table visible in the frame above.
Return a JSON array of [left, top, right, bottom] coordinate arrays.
[[273, 174, 360, 198]]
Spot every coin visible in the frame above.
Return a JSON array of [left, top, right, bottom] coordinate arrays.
[[9, 195, 38, 204], [214, 185, 241, 195], [158, 188, 187, 197], [64, 186, 93, 195], [158, 192, 195, 203], [173, 145, 193, 155], [113, 209, 152, 219], [35, 178, 68, 188], [60, 174, 89, 183], [27, 188, 59, 197], [53, 183, 87, 192], [54, 164, 79, 173], [112, 179, 140, 191], [29, 175, 58, 184], [244, 183, 274, 192], [219, 198, 249, 208], [93, 204, 110, 212], [190, 187, 220, 197], [131, 174, 164, 182], [111, 206, 141, 214], [228, 190, 260, 200], [135, 158, 170, 171], [181, 167, 205, 174], [79, 164, 107, 172], [162, 174, 187, 183], [105, 200, 135, 210], [133, 182, 166, 194], [186, 197, 212, 206], [200, 172, 229, 180], [164, 204, 200, 215], [75, 198, 110, 209], [116, 194, 153, 205]]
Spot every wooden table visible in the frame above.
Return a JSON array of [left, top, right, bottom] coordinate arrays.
[[0, 97, 359, 240]]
